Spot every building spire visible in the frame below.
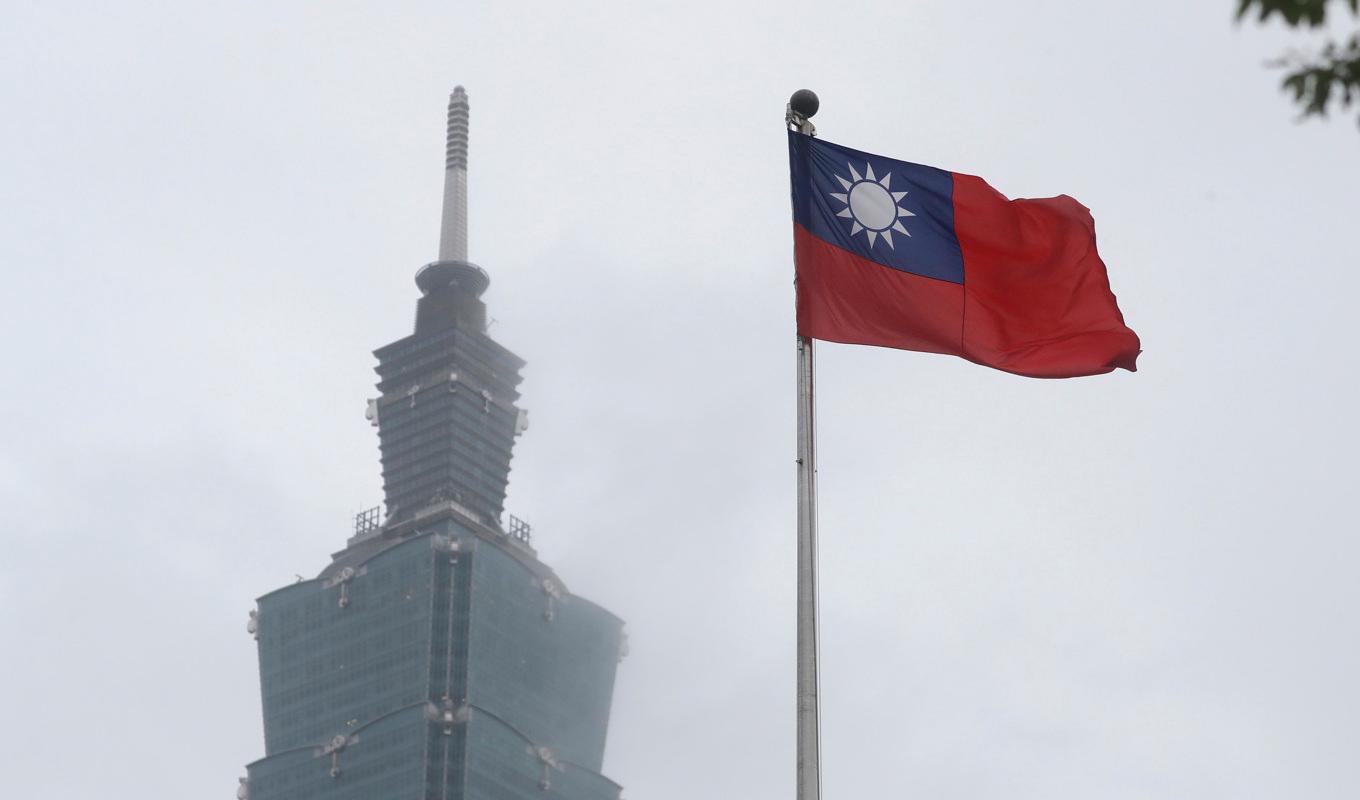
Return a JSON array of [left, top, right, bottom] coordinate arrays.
[[438, 86, 469, 262], [415, 86, 488, 307]]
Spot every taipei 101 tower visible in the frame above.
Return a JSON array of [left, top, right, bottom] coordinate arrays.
[[241, 88, 627, 800]]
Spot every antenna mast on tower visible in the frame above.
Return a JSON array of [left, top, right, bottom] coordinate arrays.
[[438, 86, 470, 262]]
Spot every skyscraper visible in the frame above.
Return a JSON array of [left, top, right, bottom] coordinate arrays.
[[241, 88, 626, 800]]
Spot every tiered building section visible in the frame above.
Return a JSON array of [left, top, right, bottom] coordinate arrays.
[[371, 261, 526, 528], [245, 519, 624, 800]]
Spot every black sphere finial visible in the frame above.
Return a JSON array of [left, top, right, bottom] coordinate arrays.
[[789, 89, 819, 118]]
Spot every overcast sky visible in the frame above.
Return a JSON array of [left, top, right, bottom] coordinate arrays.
[[3, 2, 1359, 798]]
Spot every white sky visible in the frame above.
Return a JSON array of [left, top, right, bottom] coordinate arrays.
[[3, 2, 1359, 798]]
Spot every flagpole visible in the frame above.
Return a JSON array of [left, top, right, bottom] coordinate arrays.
[[787, 89, 821, 800], [795, 332, 821, 800]]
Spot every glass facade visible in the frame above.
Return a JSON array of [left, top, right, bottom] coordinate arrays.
[[465, 540, 621, 772], [256, 538, 437, 753], [246, 518, 623, 800]]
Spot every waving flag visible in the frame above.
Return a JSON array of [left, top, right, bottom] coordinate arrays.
[[789, 132, 1140, 378]]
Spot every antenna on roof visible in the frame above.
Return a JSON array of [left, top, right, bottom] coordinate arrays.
[[437, 86, 470, 263]]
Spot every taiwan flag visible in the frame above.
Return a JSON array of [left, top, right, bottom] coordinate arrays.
[[789, 132, 1140, 378]]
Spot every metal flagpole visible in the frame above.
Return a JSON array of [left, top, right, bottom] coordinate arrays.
[[787, 89, 821, 800], [795, 332, 820, 800]]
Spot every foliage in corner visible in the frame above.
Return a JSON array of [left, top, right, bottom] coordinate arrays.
[[1238, 0, 1360, 125]]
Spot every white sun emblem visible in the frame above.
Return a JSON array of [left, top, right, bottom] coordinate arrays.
[[829, 162, 916, 248]]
